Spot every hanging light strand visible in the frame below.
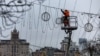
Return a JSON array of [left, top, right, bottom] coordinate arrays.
[[32, 2, 99, 16], [88, 0, 93, 22]]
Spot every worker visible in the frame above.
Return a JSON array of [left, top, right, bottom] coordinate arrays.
[[61, 9, 70, 27]]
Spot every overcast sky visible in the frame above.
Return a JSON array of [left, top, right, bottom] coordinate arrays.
[[0, 0, 100, 51]]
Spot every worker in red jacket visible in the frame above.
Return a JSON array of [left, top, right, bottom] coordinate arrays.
[[61, 9, 70, 27]]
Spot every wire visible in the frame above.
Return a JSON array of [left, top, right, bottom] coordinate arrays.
[[87, 31, 92, 40], [47, 7, 54, 30], [41, 6, 47, 33], [92, 29, 99, 40], [73, 0, 77, 11], [88, 0, 93, 22], [56, 28, 61, 47], [32, 2, 99, 16], [29, 11, 32, 30], [90, 15, 97, 23], [89, 0, 93, 13], [55, 0, 62, 46], [39, 16, 47, 46], [80, 30, 86, 38], [53, 0, 61, 28], [30, 44, 43, 48], [48, 20, 54, 30], [71, 0, 78, 16], [48, 0, 54, 47], [51, 8, 55, 29], [25, 15, 29, 40], [48, 0, 50, 6], [32, 4, 37, 29], [43, 22, 48, 46], [26, 13, 30, 42], [29, 11, 33, 43], [2, 17, 13, 30], [35, 4, 42, 45], [63, 0, 66, 9], [49, 29, 54, 46], [79, 13, 85, 25], [77, 13, 84, 28]]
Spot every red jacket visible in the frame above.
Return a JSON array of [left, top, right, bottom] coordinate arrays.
[[61, 9, 70, 17]]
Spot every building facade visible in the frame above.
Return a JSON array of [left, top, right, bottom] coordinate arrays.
[[0, 28, 30, 56], [32, 47, 65, 56], [61, 37, 80, 56], [79, 38, 88, 51], [54, 49, 65, 56], [60, 37, 69, 52], [32, 50, 46, 56]]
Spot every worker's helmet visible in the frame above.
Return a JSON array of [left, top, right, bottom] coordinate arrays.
[[65, 10, 69, 12]]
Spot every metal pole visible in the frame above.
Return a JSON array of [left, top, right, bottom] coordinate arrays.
[[65, 30, 72, 56]]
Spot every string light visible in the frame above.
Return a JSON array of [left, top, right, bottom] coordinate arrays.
[[0, 0, 33, 37]]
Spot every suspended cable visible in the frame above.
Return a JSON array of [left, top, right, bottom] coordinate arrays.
[[25, 15, 29, 39], [92, 29, 98, 40], [29, 11, 31, 30], [80, 30, 86, 38], [78, 13, 84, 27], [39, 6, 48, 46], [49, 29, 54, 46], [40, 24, 46, 46], [73, 0, 77, 11], [88, 0, 93, 22], [81, 14, 86, 26], [55, 0, 61, 47], [48, 0, 54, 46], [2, 17, 13, 30], [19, 21, 23, 38], [28, 11, 32, 43], [47, 17, 54, 30], [56, 28, 61, 47], [71, 0, 77, 16], [53, 8, 59, 28], [50, 8, 55, 30], [43, 23, 48, 46], [89, 0, 93, 13], [47, 5, 54, 30], [32, 4, 37, 29], [39, 31, 44, 46], [32, 2, 99, 16], [51, 8, 56, 29], [38, 6, 49, 46], [26, 18, 29, 41], [41, 18, 45, 33], [48, 0, 50, 6], [35, 4, 42, 45], [0, 27, 10, 38], [87, 31, 92, 40], [30, 44, 43, 48], [54, 0, 61, 28], [77, 13, 84, 28], [39, 21, 47, 46], [41, 6, 47, 33], [90, 15, 97, 23]]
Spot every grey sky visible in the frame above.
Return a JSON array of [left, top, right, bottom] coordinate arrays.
[[0, 0, 100, 51]]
